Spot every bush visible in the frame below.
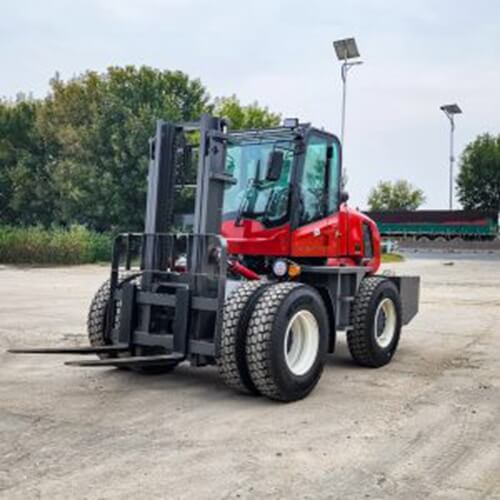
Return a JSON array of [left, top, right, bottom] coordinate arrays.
[[0, 225, 112, 265], [381, 253, 404, 263]]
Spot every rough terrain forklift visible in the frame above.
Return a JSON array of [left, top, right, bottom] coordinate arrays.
[[10, 115, 419, 401]]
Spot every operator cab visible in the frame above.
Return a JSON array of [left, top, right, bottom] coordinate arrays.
[[221, 119, 379, 271], [223, 120, 341, 230]]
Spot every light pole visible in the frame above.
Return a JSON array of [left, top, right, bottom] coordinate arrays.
[[440, 103, 462, 210], [333, 38, 363, 154]]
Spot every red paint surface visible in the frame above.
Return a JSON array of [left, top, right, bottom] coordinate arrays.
[[228, 260, 261, 280], [221, 219, 290, 256], [221, 204, 381, 273]]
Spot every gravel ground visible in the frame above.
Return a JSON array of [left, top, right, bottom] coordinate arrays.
[[0, 258, 499, 500]]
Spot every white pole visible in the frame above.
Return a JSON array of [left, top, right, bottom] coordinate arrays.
[[339, 59, 361, 187], [449, 116, 455, 210], [340, 60, 348, 148]]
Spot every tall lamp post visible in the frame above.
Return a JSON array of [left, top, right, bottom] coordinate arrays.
[[440, 103, 462, 210], [333, 38, 363, 155]]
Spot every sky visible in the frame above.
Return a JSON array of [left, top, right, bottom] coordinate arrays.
[[2, 0, 500, 209]]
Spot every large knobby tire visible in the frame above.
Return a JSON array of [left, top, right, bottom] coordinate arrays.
[[87, 274, 178, 374], [347, 277, 402, 368], [87, 278, 124, 357], [217, 280, 270, 395], [245, 282, 329, 402]]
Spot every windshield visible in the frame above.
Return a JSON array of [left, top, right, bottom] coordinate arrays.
[[223, 140, 294, 227]]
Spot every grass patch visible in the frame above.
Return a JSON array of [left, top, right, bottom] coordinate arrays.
[[0, 226, 406, 266], [0, 225, 112, 265], [382, 252, 405, 263]]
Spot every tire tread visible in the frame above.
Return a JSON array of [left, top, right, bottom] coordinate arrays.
[[347, 276, 393, 367], [217, 280, 268, 394], [245, 282, 303, 401], [87, 272, 138, 353]]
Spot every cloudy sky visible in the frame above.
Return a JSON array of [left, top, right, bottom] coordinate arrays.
[[2, 0, 499, 208]]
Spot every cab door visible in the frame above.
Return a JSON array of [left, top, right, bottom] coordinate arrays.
[[290, 132, 341, 257], [323, 138, 342, 257]]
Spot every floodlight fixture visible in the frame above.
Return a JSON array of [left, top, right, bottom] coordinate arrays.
[[333, 38, 360, 60], [440, 104, 462, 115], [283, 117, 299, 128]]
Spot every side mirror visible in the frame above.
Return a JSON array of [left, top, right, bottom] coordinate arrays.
[[266, 150, 284, 181], [340, 191, 349, 203]]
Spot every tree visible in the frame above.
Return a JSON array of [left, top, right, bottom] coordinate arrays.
[[456, 134, 500, 212], [367, 180, 425, 211], [0, 67, 282, 231], [34, 66, 210, 231], [212, 95, 281, 130], [0, 99, 53, 226]]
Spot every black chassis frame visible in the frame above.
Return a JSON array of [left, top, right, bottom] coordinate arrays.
[[299, 266, 419, 353]]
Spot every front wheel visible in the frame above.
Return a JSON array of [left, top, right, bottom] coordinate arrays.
[[245, 282, 329, 402], [217, 280, 270, 395], [87, 274, 178, 374], [347, 277, 402, 368]]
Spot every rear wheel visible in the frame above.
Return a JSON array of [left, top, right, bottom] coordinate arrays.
[[87, 274, 178, 374], [347, 277, 402, 368], [245, 282, 328, 402]]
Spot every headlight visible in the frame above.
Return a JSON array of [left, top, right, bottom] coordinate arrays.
[[272, 259, 288, 277]]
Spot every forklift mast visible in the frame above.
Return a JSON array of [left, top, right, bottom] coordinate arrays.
[[142, 114, 230, 290]]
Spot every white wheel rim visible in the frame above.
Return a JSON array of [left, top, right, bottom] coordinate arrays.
[[374, 298, 397, 348], [283, 310, 319, 376]]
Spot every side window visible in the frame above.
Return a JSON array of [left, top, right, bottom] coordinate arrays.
[[300, 135, 327, 225], [362, 223, 374, 258], [327, 142, 340, 213]]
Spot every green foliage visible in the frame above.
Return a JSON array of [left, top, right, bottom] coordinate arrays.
[[213, 95, 281, 130], [381, 253, 404, 263], [457, 134, 500, 212], [0, 68, 281, 234], [0, 99, 53, 225], [37, 66, 209, 231], [368, 180, 425, 211], [0, 225, 111, 264]]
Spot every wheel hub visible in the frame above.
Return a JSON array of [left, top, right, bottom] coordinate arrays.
[[374, 298, 397, 348], [284, 310, 319, 376]]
